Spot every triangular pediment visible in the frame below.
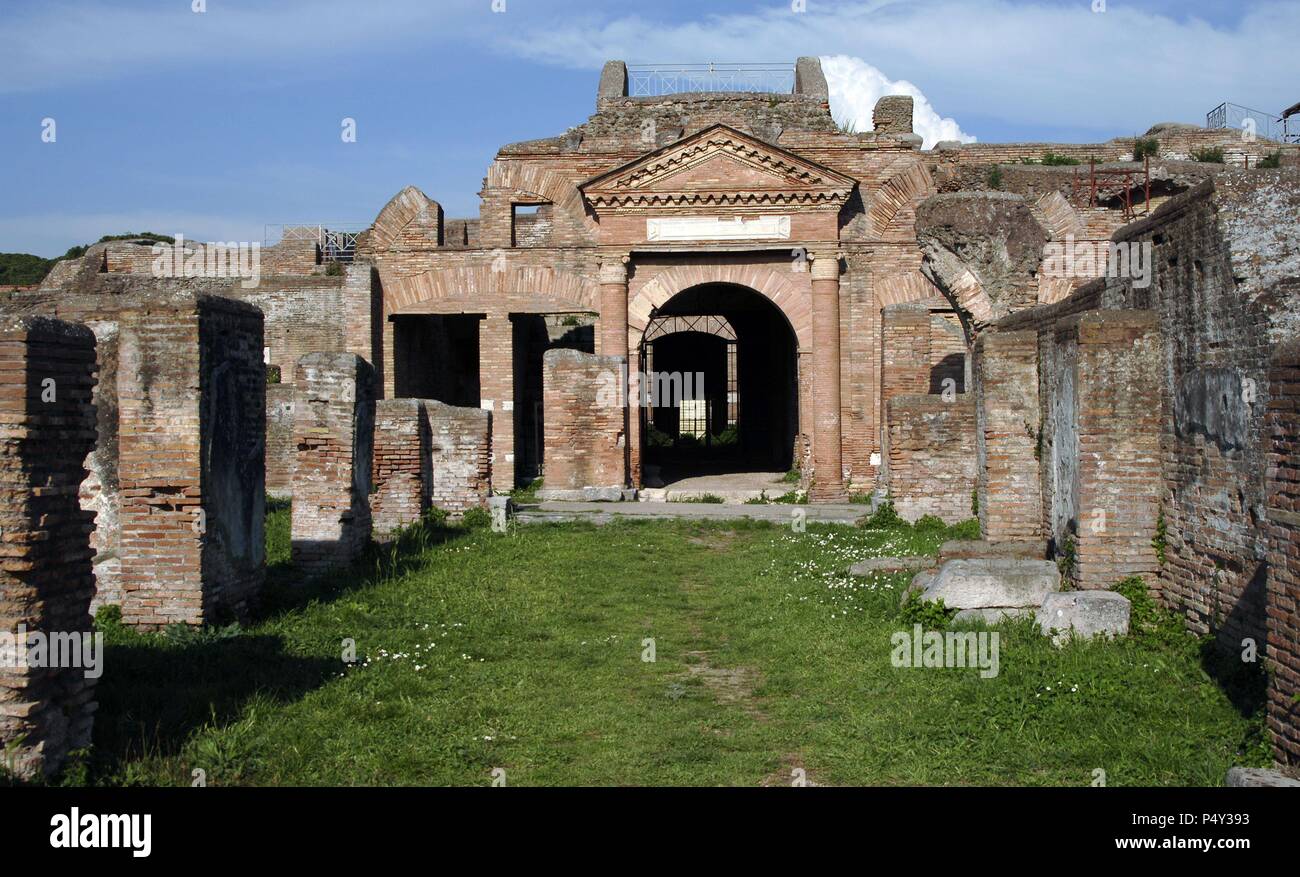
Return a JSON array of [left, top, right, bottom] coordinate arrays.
[[581, 125, 857, 211]]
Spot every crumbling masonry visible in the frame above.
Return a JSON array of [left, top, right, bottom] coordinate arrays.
[[2, 57, 1300, 773]]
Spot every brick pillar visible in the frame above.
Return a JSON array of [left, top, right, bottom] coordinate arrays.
[[1071, 311, 1162, 589], [537, 350, 626, 500], [810, 252, 846, 501], [1264, 339, 1300, 767], [0, 317, 99, 779], [117, 294, 266, 628], [479, 314, 514, 491], [974, 329, 1043, 541], [599, 256, 631, 487], [371, 399, 429, 537], [291, 353, 375, 576], [425, 401, 492, 516], [599, 256, 630, 361]]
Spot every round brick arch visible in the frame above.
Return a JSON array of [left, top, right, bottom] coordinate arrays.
[[627, 264, 812, 352], [385, 264, 601, 315]]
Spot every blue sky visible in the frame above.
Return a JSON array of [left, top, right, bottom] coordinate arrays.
[[1, 0, 1296, 257]]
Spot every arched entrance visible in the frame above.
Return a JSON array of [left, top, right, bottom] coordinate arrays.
[[638, 283, 800, 492]]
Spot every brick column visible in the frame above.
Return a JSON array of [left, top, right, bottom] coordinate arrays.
[[0, 317, 99, 780], [291, 353, 375, 576], [599, 256, 630, 361], [599, 255, 631, 486], [810, 252, 846, 501], [479, 314, 515, 491]]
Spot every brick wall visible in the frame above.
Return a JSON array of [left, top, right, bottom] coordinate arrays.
[[1264, 339, 1300, 767], [540, 349, 625, 492], [974, 329, 1043, 541], [426, 401, 492, 516], [291, 353, 375, 576], [116, 293, 266, 627], [372, 399, 428, 537], [1068, 311, 1163, 589], [0, 317, 99, 779], [886, 394, 976, 524]]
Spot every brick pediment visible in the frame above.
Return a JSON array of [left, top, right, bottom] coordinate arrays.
[[581, 124, 856, 211]]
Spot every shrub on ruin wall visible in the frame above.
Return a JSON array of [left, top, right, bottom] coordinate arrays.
[[1192, 146, 1225, 164], [1133, 137, 1160, 161]]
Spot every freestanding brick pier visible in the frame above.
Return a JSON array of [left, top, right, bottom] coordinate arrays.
[[116, 293, 266, 627], [1040, 310, 1164, 589], [291, 353, 375, 574], [372, 399, 428, 537], [886, 394, 976, 523], [424, 400, 491, 516], [0, 317, 99, 779], [538, 349, 625, 500], [974, 329, 1043, 541]]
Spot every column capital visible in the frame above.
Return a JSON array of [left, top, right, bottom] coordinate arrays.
[[809, 251, 843, 282], [599, 254, 631, 285]]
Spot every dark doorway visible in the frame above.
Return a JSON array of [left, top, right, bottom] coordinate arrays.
[[641, 283, 799, 483], [392, 314, 480, 406]]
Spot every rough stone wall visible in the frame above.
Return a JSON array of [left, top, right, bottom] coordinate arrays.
[[541, 349, 625, 491], [974, 329, 1043, 541], [886, 394, 976, 523], [371, 399, 428, 537], [116, 293, 266, 627], [873, 96, 914, 135], [0, 317, 99, 779], [1264, 339, 1300, 767], [80, 321, 121, 612], [231, 265, 375, 389], [1100, 177, 1299, 642], [917, 192, 1049, 332], [992, 173, 1300, 646], [291, 353, 375, 576], [425, 401, 491, 516]]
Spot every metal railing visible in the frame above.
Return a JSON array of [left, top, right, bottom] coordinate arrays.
[[1206, 102, 1298, 143], [627, 63, 795, 97], [264, 224, 367, 262]]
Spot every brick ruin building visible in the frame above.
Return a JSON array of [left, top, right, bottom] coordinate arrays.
[[3, 57, 1300, 775]]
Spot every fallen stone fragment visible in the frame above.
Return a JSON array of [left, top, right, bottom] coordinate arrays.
[[953, 607, 1034, 625], [1225, 767, 1300, 787], [1036, 591, 1130, 645], [920, 558, 1061, 610], [850, 556, 934, 577], [937, 540, 1046, 565]]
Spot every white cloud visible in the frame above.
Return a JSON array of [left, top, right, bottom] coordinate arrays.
[[499, 1, 1300, 139], [821, 55, 974, 148]]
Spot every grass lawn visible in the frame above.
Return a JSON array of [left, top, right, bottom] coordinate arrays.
[[76, 502, 1269, 787]]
